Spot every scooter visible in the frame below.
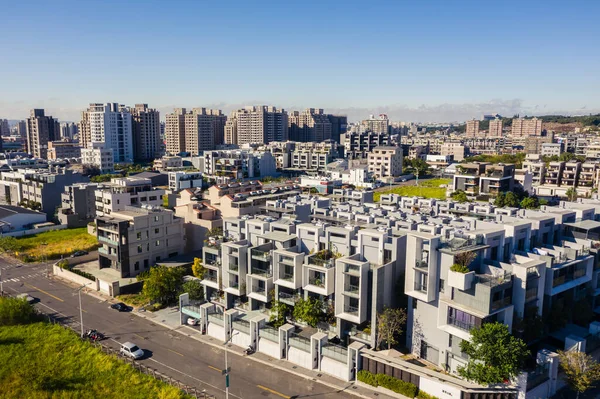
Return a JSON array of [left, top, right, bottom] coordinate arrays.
[[244, 346, 255, 355]]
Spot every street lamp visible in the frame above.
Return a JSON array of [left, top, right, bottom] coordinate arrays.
[[75, 282, 92, 338], [223, 331, 239, 399]]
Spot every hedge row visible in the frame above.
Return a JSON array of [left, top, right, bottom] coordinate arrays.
[[357, 370, 418, 398]]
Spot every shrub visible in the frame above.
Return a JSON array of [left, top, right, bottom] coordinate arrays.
[[417, 391, 440, 399], [450, 264, 470, 273], [376, 374, 418, 397], [357, 370, 378, 387], [70, 268, 96, 281], [56, 259, 69, 269]]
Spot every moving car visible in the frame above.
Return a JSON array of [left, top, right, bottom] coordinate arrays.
[[110, 302, 132, 312], [16, 293, 36, 304], [120, 342, 144, 360], [71, 250, 88, 258]]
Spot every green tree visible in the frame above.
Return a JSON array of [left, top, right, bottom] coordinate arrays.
[[140, 265, 185, 304], [454, 251, 477, 269], [558, 350, 600, 399], [269, 300, 290, 328], [191, 257, 206, 279], [450, 190, 469, 203], [411, 158, 431, 176], [90, 174, 114, 183], [206, 227, 223, 238], [566, 187, 578, 202], [181, 279, 204, 301], [504, 192, 520, 208], [375, 307, 407, 350], [458, 322, 529, 385], [292, 297, 324, 327], [494, 192, 506, 207], [520, 196, 539, 209]]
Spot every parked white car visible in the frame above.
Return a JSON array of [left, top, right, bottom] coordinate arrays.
[[187, 317, 198, 326], [120, 342, 144, 360]]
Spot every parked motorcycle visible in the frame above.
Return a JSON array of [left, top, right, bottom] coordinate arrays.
[[244, 346, 255, 355], [84, 329, 104, 342]]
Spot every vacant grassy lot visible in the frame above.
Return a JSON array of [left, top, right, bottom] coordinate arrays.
[[14, 227, 99, 261], [0, 322, 188, 399], [374, 178, 451, 202]]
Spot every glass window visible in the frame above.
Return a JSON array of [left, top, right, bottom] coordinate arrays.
[[137, 245, 142, 253]]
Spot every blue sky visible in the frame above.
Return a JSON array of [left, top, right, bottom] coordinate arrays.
[[1, 0, 599, 122]]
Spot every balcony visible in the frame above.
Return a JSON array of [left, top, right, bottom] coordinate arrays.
[[308, 277, 325, 288], [98, 235, 119, 246], [251, 249, 271, 262], [252, 286, 266, 295], [281, 273, 294, 281], [414, 281, 427, 293], [447, 317, 475, 332], [203, 274, 218, 283], [251, 266, 272, 278], [344, 305, 359, 315], [343, 264, 361, 275], [491, 296, 512, 311], [278, 292, 299, 306], [345, 284, 360, 294], [525, 287, 538, 302], [228, 262, 239, 271]]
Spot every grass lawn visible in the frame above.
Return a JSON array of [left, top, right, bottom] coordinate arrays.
[[14, 227, 99, 261], [374, 178, 451, 202], [0, 323, 188, 399], [116, 293, 150, 309]]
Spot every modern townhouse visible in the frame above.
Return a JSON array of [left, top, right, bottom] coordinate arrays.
[[453, 162, 515, 197]]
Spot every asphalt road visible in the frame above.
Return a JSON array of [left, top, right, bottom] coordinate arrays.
[[0, 256, 359, 399]]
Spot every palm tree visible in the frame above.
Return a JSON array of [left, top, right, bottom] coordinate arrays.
[[565, 187, 578, 202]]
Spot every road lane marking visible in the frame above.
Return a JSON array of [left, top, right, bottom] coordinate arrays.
[[148, 358, 242, 398], [257, 385, 291, 398], [134, 333, 146, 340], [208, 365, 221, 372], [168, 348, 185, 357], [24, 283, 64, 302]]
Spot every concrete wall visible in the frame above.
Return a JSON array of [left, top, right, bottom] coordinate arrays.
[[258, 338, 280, 358], [231, 331, 251, 348], [320, 357, 348, 381], [207, 323, 225, 340], [53, 264, 97, 289], [288, 347, 312, 369]]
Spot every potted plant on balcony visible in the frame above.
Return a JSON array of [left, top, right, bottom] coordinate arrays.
[[447, 251, 477, 291]]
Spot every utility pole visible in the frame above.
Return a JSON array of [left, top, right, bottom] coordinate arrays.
[[76, 283, 91, 338], [223, 331, 238, 399], [41, 242, 48, 278], [0, 269, 3, 295]]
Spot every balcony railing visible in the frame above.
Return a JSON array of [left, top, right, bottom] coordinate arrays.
[[475, 272, 512, 287], [98, 235, 119, 246], [447, 317, 475, 331], [344, 264, 361, 274], [344, 305, 359, 315], [345, 284, 359, 293], [203, 274, 217, 283], [251, 249, 271, 262], [308, 277, 325, 288], [278, 292, 299, 305], [525, 287, 538, 302], [491, 296, 512, 311], [252, 286, 266, 295], [307, 256, 335, 269], [251, 267, 272, 277], [414, 282, 427, 292], [281, 273, 294, 281], [322, 344, 348, 362], [229, 262, 239, 271]]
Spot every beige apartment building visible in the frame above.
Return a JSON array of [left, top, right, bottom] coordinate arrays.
[[488, 118, 503, 137], [226, 106, 288, 145], [131, 104, 161, 161], [288, 108, 332, 142], [361, 115, 389, 134], [368, 146, 403, 178], [441, 142, 466, 161], [165, 108, 186, 155], [511, 117, 543, 137], [26, 109, 60, 159], [165, 108, 226, 155], [47, 141, 81, 160], [465, 119, 479, 138]]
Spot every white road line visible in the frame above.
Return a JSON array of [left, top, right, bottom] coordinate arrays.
[[147, 358, 239, 398]]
